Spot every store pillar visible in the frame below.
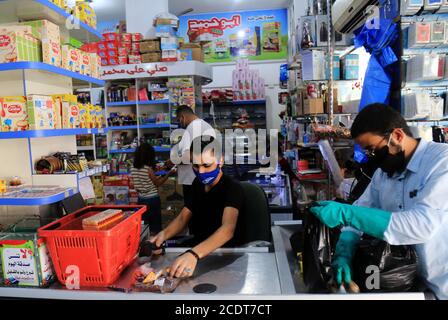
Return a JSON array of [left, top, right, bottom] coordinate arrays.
[[125, 0, 169, 38]]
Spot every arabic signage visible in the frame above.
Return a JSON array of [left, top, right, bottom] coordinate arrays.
[[1, 243, 38, 286], [178, 9, 288, 63], [101, 61, 213, 81]]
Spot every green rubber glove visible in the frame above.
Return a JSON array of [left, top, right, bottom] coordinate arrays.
[[332, 231, 360, 286], [309, 201, 392, 240]]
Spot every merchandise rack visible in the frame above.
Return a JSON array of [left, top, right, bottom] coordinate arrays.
[[0, 187, 75, 206], [0, 0, 102, 42]]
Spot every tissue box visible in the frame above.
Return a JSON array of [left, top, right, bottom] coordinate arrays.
[[342, 54, 359, 80], [26, 95, 54, 130]]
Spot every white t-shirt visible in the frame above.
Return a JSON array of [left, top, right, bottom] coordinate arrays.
[[171, 118, 216, 185]]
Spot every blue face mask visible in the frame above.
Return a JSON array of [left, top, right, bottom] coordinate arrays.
[[194, 165, 221, 185]]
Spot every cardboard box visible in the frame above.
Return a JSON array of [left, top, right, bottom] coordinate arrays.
[[141, 52, 161, 63], [303, 98, 324, 114], [302, 50, 326, 80], [80, 51, 91, 75], [342, 54, 359, 80], [78, 104, 88, 128], [161, 49, 177, 62], [178, 49, 192, 61], [90, 53, 100, 78], [0, 30, 37, 63], [52, 94, 62, 129], [61, 45, 80, 72], [179, 43, 203, 62], [0, 96, 28, 132], [155, 25, 177, 37], [96, 105, 104, 128], [53, 94, 79, 129], [161, 37, 178, 50], [128, 54, 142, 64], [154, 17, 179, 28], [26, 95, 54, 130]]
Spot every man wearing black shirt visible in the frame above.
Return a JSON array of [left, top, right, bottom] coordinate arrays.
[[150, 136, 245, 278]]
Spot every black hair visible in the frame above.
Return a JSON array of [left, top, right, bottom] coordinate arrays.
[[133, 143, 156, 169], [176, 105, 195, 117], [190, 136, 222, 158], [351, 103, 413, 139]]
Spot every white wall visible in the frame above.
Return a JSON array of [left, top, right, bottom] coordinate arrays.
[[126, 0, 169, 38]]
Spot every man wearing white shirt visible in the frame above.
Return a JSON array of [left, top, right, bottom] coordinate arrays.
[[170, 105, 217, 199]]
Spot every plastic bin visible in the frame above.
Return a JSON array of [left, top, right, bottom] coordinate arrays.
[[38, 205, 145, 287]]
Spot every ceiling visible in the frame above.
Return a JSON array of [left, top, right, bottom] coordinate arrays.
[[91, 0, 291, 21]]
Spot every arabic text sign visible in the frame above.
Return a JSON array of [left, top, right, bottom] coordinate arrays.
[[101, 63, 169, 80], [2, 247, 38, 286], [179, 9, 288, 63]]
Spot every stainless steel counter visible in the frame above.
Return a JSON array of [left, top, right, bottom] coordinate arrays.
[[0, 225, 429, 300]]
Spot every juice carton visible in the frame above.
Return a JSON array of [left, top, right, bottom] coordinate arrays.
[[26, 95, 54, 130], [0, 96, 28, 132]]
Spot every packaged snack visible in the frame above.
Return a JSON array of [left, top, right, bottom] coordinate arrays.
[[52, 94, 79, 129], [96, 105, 104, 128], [80, 51, 91, 75], [78, 104, 87, 128], [161, 49, 177, 62], [102, 32, 119, 42], [61, 45, 80, 72], [121, 33, 132, 42], [161, 37, 178, 50], [0, 30, 37, 63], [118, 47, 129, 56], [82, 209, 124, 231], [0, 96, 28, 132], [132, 33, 143, 42], [128, 54, 142, 64], [89, 53, 100, 78], [140, 39, 160, 53], [26, 95, 54, 130], [74, 1, 97, 29], [52, 94, 62, 129], [119, 56, 128, 65], [88, 104, 96, 128]]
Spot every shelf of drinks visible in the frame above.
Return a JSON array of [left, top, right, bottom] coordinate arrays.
[[0, 187, 75, 206], [0, 62, 105, 87], [0, 128, 107, 140], [0, 0, 102, 42], [107, 100, 170, 107], [109, 146, 170, 154]]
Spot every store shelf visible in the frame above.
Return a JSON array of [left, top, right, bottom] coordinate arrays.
[[0, 62, 105, 87], [154, 147, 171, 152], [0, 187, 75, 206], [108, 125, 138, 131], [0, 0, 102, 42], [109, 149, 136, 154], [77, 145, 95, 151], [204, 100, 266, 107], [404, 80, 448, 88], [0, 128, 107, 139], [33, 165, 109, 180], [140, 124, 175, 129], [107, 99, 170, 107]]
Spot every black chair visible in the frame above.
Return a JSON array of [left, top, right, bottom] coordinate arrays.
[[239, 182, 271, 244]]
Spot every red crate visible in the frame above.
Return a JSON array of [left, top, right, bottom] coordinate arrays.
[[38, 205, 145, 287]]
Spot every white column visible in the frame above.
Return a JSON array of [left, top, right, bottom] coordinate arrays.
[[125, 0, 169, 38]]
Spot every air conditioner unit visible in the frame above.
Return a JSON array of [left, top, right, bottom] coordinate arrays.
[[333, 0, 379, 34]]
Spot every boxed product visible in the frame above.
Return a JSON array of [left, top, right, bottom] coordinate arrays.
[[326, 56, 341, 80], [303, 97, 324, 114], [52, 94, 79, 128], [155, 25, 177, 38], [132, 33, 143, 42], [90, 53, 101, 78], [103, 176, 130, 205], [408, 22, 431, 47], [431, 21, 445, 44], [78, 104, 87, 128], [298, 16, 317, 49], [74, 1, 97, 29], [61, 45, 81, 72], [41, 39, 61, 66], [161, 49, 177, 62], [26, 95, 54, 130], [301, 50, 326, 80], [178, 49, 192, 61], [129, 54, 142, 64], [103, 32, 119, 41], [132, 42, 140, 53], [121, 33, 132, 43], [80, 51, 91, 75], [96, 105, 104, 128], [0, 30, 38, 63], [424, 0, 443, 11], [161, 37, 179, 50], [87, 104, 96, 129], [179, 43, 203, 62], [119, 56, 128, 64], [154, 16, 179, 28], [141, 52, 161, 63], [401, 0, 424, 15], [0, 96, 28, 132], [407, 53, 445, 81], [140, 39, 160, 53], [107, 57, 119, 65], [316, 15, 330, 47], [52, 94, 61, 129], [342, 54, 359, 80]]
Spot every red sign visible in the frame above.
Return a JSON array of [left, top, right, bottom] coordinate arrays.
[[187, 15, 241, 33], [7, 105, 22, 114], [0, 35, 11, 47]]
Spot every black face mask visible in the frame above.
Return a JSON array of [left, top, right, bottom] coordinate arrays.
[[373, 145, 406, 177]]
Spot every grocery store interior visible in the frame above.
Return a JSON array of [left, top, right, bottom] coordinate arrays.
[[0, 0, 447, 300]]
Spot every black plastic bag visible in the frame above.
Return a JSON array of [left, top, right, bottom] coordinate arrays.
[[301, 212, 336, 293], [353, 238, 418, 293]]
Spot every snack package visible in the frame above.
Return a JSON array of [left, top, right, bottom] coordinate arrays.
[[62, 45, 81, 72], [80, 51, 91, 75], [87, 103, 96, 128], [95, 105, 104, 128], [52, 94, 79, 128], [0, 30, 38, 63], [132, 264, 182, 293], [0, 96, 28, 132], [26, 95, 54, 130], [78, 104, 87, 128]]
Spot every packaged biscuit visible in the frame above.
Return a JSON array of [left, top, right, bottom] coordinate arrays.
[[52, 94, 79, 129], [26, 95, 54, 130], [0, 96, 28, 132]]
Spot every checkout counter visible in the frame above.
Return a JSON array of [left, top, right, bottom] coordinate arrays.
[[0, 222, 431, 300]]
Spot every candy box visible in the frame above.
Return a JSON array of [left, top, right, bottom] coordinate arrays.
[[0, 96, 28, 132], [26, 95, 54, 130], [121, 33, 132, 42], [52, 94, 78, 128], [119, 56, 128, 64]]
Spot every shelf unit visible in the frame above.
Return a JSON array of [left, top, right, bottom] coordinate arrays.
[[0, 2, 105, 211], [0, 0, 102, 42]]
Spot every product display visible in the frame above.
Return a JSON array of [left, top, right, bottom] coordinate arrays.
[[0, 96, 28, 132]]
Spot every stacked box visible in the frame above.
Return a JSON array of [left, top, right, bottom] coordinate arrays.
[[0, 96, 28, 132], [342, 54, 360, 80], [26, 95, 54, 130], [61, 45, 81, 72], [0, 29, 40, 63], [232, 58, 266, 101], [302, 50, 326, 80], [22, 20, 61, 67], [52, 94, 79, 129]]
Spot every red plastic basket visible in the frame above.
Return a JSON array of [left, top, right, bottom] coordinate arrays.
[[38, 205, 145, 287]]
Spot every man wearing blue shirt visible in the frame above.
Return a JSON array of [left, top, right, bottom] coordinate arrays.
[[311, 103, 448, 299]]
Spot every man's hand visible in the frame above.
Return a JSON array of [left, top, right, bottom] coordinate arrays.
[[332, 231, 361, 286], [169, 252, 198, 278], [149, 231, 166, 255]]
